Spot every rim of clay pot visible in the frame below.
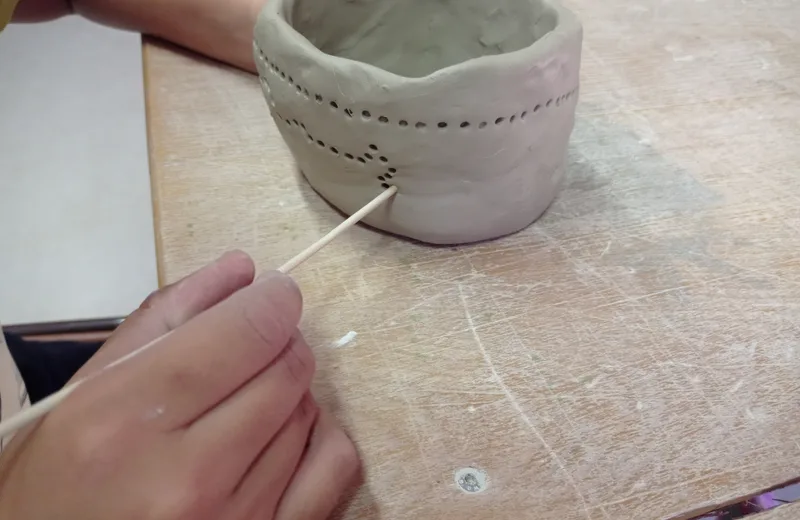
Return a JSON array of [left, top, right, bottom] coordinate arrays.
[[260, 0, 582, 84]]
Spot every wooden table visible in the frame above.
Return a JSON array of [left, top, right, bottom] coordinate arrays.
[[143, 0, 800, 518], [756, 502, 800, 520]]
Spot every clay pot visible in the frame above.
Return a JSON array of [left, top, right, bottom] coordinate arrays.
[[254, 0, 582, 245]]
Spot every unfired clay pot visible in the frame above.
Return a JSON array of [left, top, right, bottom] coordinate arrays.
[[254, 0, 582, 245]]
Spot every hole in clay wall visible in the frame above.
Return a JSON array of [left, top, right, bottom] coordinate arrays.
[[264, 56, 577, 154], [357, 157, 366, 163], [317, 140, 325, 147], [385, 172, 393, 178], [378, 175, 386, 181], [381, 182, 391, 189], [388, 167, 397, 173], [330, 146, 339, 154], [379, 156, 388, 163]]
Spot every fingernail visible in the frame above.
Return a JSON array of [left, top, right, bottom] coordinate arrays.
[[255, 269, 298, 290], [254, 270, 303, 314], [217, 249, 250, 264]]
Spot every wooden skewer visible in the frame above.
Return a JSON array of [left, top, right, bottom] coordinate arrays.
[[278, 185, 397, 273], [0, 186, 397, 440]]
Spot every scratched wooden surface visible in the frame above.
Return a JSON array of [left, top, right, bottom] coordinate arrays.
[[143, 0, 800, 518], [754, 502, 800, 520]]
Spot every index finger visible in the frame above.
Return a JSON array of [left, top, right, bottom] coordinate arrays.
[[95, 270, 303, 430]]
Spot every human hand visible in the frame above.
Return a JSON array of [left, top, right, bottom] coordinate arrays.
[[13, 0, 267, 72], [0, 251, 360, 519]]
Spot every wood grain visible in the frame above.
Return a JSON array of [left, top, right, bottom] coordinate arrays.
[[143, 0, 800, 517], [753, 503, 800, 520]]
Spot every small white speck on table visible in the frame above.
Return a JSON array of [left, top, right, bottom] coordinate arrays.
[[331, 331, 358, 348]]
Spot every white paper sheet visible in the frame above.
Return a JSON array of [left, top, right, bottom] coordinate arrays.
[[0, 16, 158, 326]]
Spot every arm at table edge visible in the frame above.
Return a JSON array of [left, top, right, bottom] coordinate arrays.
[[12, 0, 261, 72]]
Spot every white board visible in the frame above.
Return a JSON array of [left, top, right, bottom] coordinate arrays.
[[0, 16, 158, 326]]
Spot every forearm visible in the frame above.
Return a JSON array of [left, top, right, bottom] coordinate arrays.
[[13, 0, 263, 72], [11, 0, 71, 22]]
